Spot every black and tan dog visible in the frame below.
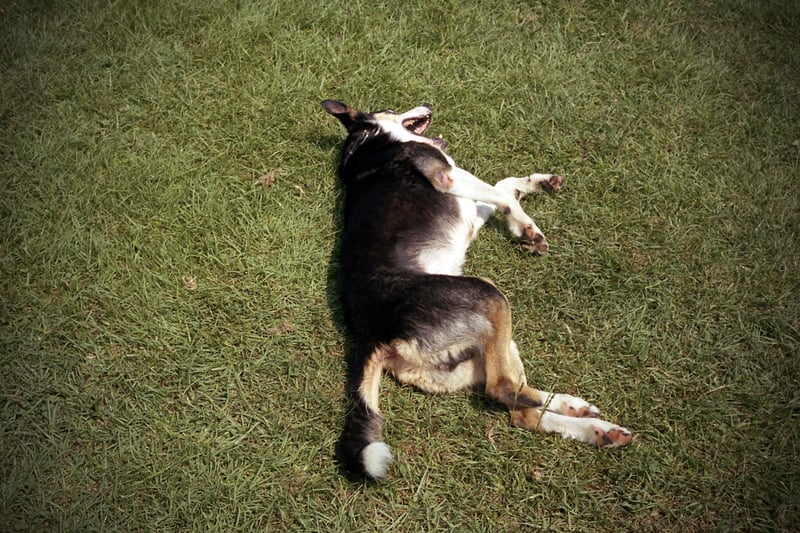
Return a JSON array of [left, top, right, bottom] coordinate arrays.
[[322, 100, 631, 480]]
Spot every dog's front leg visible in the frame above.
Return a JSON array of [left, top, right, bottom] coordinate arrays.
[[443, 167, 548, 253], [494, 173, 564, 199], [475, 174, 564, 249], [417, 156, 550, 253]]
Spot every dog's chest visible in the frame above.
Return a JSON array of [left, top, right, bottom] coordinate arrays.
[[341, 158, 477, 278], [413, 196, 476, 275]]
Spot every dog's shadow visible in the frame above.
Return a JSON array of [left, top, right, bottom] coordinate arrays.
[[311, 134, 342, 154], [324, 180, 347, 343], [321, 139, 367, 479]]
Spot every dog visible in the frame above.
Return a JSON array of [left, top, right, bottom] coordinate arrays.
[[322, 100, 632, 480]]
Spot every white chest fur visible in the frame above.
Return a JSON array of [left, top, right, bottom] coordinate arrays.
[[415, 197, 478, 276]]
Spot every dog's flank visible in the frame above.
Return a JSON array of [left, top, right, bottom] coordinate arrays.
[[322, 99, 631, 480]]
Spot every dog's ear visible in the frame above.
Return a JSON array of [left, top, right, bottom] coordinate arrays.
[[321, 100, 361, 131]]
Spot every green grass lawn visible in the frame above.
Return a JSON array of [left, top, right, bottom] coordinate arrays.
[[2, 0, 798, 530]]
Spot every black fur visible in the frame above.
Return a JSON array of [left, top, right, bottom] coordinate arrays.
[[336, 128, 500, 344], [339, 139, 459, 276]]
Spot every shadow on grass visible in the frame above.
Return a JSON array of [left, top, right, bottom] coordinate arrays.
[[309, 133, 343, 153], [319, 134, 372, 481]]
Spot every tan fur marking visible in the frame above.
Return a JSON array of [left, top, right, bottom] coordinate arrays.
[[511, 406, 544, 432], [482, 295, 517, 399], [481, 297, 552, 416], [359, 348, 386, 414], [385, 339, 485, 394]]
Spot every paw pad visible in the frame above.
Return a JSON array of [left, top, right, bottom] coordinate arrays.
[[547, 175, 564, 191], [569, 405, 600, 418], [519, 228, 549, 254], [594, 427, 633, 447]]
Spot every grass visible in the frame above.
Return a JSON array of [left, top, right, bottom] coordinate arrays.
[[1, 0, 798, 530]]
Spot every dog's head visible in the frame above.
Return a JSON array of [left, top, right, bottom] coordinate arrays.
[[321, 100, 449, 157]]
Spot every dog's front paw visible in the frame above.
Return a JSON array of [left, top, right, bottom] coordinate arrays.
[[499, 174, 565, 198], [536, 174, 564, 193], [519, 225, 549, 254]]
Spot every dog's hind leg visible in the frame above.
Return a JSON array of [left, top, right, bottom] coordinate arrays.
[[480, 294, 633, 447], [336, 344, 394, 480], [511, 404, 633, 446]]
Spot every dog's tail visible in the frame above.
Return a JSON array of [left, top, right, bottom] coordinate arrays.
[[336, 345, 393, 480]]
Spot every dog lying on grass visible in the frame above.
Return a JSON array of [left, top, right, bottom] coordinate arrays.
[[322, 100, 632, 479]]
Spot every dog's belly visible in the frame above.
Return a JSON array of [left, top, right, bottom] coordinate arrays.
[[384, 336, 487, 394], [415, 197, 477, 275]]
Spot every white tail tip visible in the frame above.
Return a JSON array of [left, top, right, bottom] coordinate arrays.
[[362, 442, 393, 480]]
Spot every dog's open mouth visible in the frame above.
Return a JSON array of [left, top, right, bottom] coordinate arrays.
[[400, 106, 448, 150], [402, 113, 432, 135]]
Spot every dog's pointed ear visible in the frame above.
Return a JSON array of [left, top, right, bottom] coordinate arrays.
[[321, 100, 360, 131]]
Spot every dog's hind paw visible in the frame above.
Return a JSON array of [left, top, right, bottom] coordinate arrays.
[[546, 394, 601, 418], [593, 425, 633, 447]]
